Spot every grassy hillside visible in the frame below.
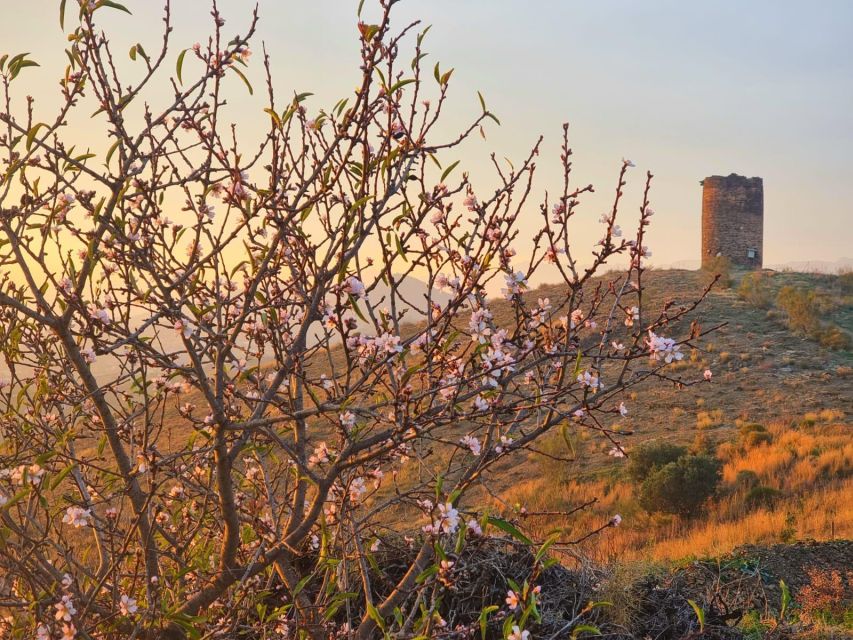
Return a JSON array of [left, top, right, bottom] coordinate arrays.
[[477, 268, 851, 564], [144, 267, 851, 564]]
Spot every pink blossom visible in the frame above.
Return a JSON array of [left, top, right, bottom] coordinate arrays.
[[647, 331, 684, 363], [344, 276, 366, 298], [348, 477, 367, 502], [467, 518, 482, 536], [119, 594, 138, 615], [508, 626, 530, 640], [88, 305, 111, 325], [62, 506, 91, 528], [459, 435, 481, 456], [339, 411, 356, 431], [54, 594, 77, 621]]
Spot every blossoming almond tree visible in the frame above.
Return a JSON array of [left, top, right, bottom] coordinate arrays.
[[0, 1, 716, 638]]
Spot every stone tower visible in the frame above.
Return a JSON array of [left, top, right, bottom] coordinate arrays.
[[701, 173, 763, 269]]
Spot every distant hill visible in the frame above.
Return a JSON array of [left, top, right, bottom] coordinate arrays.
[[665, 257, 853, 273]]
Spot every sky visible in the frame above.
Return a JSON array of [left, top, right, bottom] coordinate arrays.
[[2, 0, 852, 270]]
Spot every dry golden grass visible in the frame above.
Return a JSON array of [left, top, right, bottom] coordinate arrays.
[[646, 484, 852, 561], [487, 413, 852, 566], [696, 408, 724, 430]]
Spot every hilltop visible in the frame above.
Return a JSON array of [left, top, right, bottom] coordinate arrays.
[[480, 268, 851, 562]]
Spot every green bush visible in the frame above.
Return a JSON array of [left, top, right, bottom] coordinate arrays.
[[738, 272, 774, 308], [774, 285, 849, 351], [703, 256, 732, 288], [627, 441, 688, 482], [743, 431, 772, 448], [638, 455, 722, 516], [737, 423, 772, 448], [734, 469, 760, 489], [744, 485, 783, 509], [776, 285, 822, 334]]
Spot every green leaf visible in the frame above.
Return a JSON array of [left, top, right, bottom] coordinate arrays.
[[291, 573, 312, 597], [104, 140, 121, 167], [779, 579, 791, 621], [129, 45, 137, 61], [440, 160, 460, 183], [485, 112, 501, 126], [394, 234, 407, 262], [560, 424, 575, 456], [572, 351, 583, 377], [59, 0, 68, 30], [176, 49, 188, 85], [231, 66, 253, 95], [366, 601, 385, 631], [349, 297, 368, 323], [50, 464, 75, 490], [571, 624, 601, 639], [26, 123, 48, 151], [486, 516, 532, 545], [479, 605, 499, 640], [360, 23, 380, 42], [417, 25, 431, 47], [388, 78, 415, 94], [264, 107, 282, 128], [477, 90, 487, 112], [100, 1, 132, 15], [687, 599, 705, 632], [415, 565, 438, 584], [1, 487, 31, 511], [9, 56, 40, 80], [534, 532, 561, 565], [349, 194, 373, 212]]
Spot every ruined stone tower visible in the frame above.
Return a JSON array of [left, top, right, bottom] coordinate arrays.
[[701, 173, 763, 269]]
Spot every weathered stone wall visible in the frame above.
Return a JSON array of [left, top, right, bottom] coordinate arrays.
[[701, 173, 763, 269]]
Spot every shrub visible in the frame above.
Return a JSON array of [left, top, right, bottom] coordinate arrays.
[[638, 455, 722, 516], [697, 408, 724, 430], [771, 284, 850, 350], [738, 423, 772, 448], [703, 255, 732, 288], [627, 441, 688, 482], [689, 432, 715, 455], [734, 470, 760, 489], [818, 325, 852, 351], [744, 485, 783, 509], [780, 512, 798, 543], [743, 431, 772, 448], [738, 271, 774, 308]]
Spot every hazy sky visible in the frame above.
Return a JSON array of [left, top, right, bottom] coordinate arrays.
[[3, 0, 852, 268]]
